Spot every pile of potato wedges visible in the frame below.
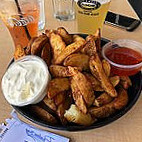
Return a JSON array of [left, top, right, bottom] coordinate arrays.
[[14, 27, 132, 126]]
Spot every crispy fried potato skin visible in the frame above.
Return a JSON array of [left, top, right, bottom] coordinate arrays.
[[14, 44, 26, 60], [47, 78, 70, 99], [71, 78, 87, 114], [49, 65, 79, 77], [41, 42, 51, 66], [49, 32, 66, 61], [63, 53, 89, 71], [31, 105, 57, 124], [90, 55, 117, 97], [70, 68, 95, 107], [57, 27, 73, 45], [31, 34, 48, 56], [54, 40, 86, 64]]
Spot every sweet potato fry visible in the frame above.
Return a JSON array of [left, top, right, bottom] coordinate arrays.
[[54, 40, 86, 64], [43, 96, 57, 111], [14, 44, 26, 60], [63, 53, 89, 71], [54, 92, 66, 106], [31, 34, 48, 56], [64, 105, 95, 126], [25, 37, 37, 55], [71, 78, 87, 114], [90, 55, 117, 97], [70, 68, 95, 107], [31, 105, 57, 124], [57, 27, 73, 45], [47, 78, 70, 99], [49, 32, 66, 61], [120, 76, 132, 89], [93, 92, 113, 107], [49, 65, 79, 77], [113, 87, 128, 110], [41, 42, 51, 66], [102, 59, 111, 77]]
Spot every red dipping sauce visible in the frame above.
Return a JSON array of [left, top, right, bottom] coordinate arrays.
[[102, 39, 142, 76]]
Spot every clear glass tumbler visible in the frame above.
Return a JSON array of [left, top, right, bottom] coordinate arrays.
[[0, 0, 40, 49], [52, 0, 75, 21], [38, 0, 45, 30]]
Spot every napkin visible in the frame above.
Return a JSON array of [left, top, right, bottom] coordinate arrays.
[[0, 110, 70, 142]]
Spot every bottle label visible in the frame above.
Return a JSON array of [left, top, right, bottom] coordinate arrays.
[[7, 15, 34, 27]]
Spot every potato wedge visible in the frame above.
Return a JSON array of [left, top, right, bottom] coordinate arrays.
[[93, 92, 113, 107], [73, 35, 85, 42], [94, 29, 101, 54], [63, 53, 89, 71], [31, 105, 57, 124], [31, 34, 48, 56], [120, 76, 132, 89], [57, 27, 73, 45], [57, 104, 67, 125], [49, 32, 66, 61], [90, 87, 128, 118], [54, 92, 66, 106], [110, 76, 120, 87], [25, 37, 37, 55], [90, 55, 117, 97], [64, 105, 95, 126], [70, 68, 95, 107], [49, 65, 79, 77], [47, 78, 70, 99], [102, 59, 111, 77], [43, 96, 57, 111], [89, 102, 115, 118], [41, 42, 51, 66], [54, 40, 86, 64], [71, 78, 87, 114], [14, 44, 26, 60], [113, 87, 128, 110], [84, 73, 103, 91], [81, 35, 97, 56]]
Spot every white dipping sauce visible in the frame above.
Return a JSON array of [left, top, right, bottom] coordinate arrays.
[[2, 56, 50, 106]]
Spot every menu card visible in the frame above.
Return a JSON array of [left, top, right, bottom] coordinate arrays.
[[0, 110, 70, 142]]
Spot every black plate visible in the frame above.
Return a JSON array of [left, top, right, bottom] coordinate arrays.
[[12, 34, 142, 131]]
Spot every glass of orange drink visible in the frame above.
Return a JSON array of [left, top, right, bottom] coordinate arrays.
[[0, 0, 40, 49]]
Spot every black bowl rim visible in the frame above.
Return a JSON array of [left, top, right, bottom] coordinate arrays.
[[10, 35, 142, 131]]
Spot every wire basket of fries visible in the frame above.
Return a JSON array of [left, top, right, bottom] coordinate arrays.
[[12, 27, 142, 131]]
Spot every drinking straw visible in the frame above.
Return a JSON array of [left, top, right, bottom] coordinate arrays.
[[14, 0, 31, 40]]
